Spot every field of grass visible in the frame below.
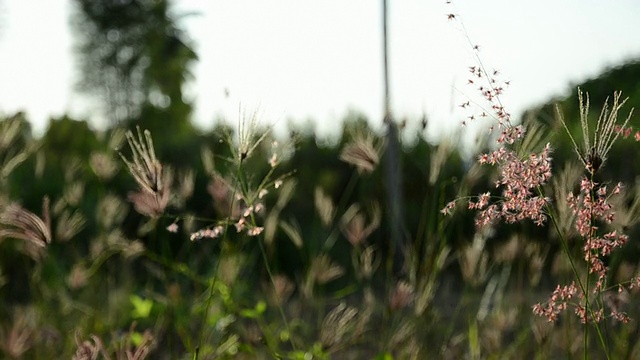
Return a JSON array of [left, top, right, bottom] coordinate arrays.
[[2, 2, 640, 359], [1, 93, 640, 359]]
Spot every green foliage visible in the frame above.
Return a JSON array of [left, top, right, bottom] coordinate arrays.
[[130, 294, 154, 319], [375, 352, 394, 360], [239, 301, 266, 319]]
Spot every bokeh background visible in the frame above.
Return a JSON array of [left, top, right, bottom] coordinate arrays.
[[1, 1, 640, 358]]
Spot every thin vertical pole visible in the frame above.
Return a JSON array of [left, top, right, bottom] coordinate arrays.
[[382, 0, 406, 278], [383, 0, 391, 118]]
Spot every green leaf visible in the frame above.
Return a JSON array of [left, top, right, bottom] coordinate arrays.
[[255, 300, 266, 314], [279, 330, 290, 342], [240, 308, 257, 319], [130, 331, 143, 346], [468, 318, 480, 359], [130, 295, 153, 319], [240, 301, 267, 319], [375, 352, 394, 360]]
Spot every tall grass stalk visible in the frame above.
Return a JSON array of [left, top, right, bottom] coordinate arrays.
[[542, 187, 610, 359]]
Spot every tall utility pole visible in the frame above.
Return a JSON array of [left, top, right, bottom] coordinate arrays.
[[382, 0, 407, 278]]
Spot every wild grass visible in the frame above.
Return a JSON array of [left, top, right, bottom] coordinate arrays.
[[1, 3, 640, 360], [1, 92, 639, 359]]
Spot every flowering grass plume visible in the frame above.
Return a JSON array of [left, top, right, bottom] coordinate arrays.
[[0, 307, 36, 359], [533, 177, 630, 323], [119, 127, 172, 217], [0, 197, 51, 252], [340, 132, 384, 175], [73, 325, 155, 360], [446, 87, 636, 328], [441, 120, 552, 230], [439, 16, 637, 331], [529, 91, 636, 327], [439, 7, 640, 358], [120, 127, 163, 195], [340, 203, 381, 247], [557, 88, 634, 175], [236, 108, 271, 163]]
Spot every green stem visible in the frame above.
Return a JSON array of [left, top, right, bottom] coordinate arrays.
[[322, 169, 360, 252], [237, 157, 297, 352], [257, 237, 296, 351], [194, 249, 223, 359], [541, 186, 610, 359]]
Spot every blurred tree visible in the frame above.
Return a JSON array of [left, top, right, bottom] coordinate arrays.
[[71, 0, 197, 125]]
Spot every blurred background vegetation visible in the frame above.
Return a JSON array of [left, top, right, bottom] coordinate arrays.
[[1, 0, 640, 358]]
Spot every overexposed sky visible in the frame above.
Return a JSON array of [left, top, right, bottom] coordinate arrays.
[[1, 1, 640, 140]]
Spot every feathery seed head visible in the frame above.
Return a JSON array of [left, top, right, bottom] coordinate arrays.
[[0, 197, 51, 249], [340, 203, 381, 247], [120, 127, 164, 194], [236, 109, 270, 163], [557, 88, 634, 175], [340, 133, 384, 175]]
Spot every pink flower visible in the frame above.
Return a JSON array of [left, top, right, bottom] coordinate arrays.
[[166, 223, 179, 233], [441, 201, 456, 215], [247, 227, 264, 236], [533, 282, 578, 322], [190, 226, 224, 241]]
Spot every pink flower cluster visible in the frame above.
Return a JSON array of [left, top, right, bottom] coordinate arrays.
[[568, 179, 620, 238], [473, 140, 552, 228], [234, 202, 264, 236], [615, 124, 640, 141], [532, 282, 577, 322], [444, 9, 636, 327], [568, 178, 628, 292], [441, 125, 552, 229], [190, 226, 224, 241], [534, 178, 631, 323]]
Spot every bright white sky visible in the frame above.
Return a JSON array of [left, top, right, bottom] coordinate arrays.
[[1, 0, 640, 141]]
